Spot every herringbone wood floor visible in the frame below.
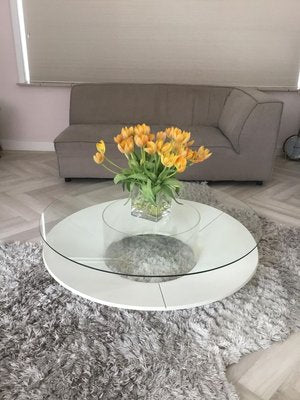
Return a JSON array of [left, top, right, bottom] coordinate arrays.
[[0, 150, 299, 399]]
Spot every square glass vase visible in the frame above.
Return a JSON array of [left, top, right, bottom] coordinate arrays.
[[130, 187, 172, 222]]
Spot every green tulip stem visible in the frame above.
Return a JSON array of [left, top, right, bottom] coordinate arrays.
[[105, 157, 123, 170], [101, 163, 119, 175]]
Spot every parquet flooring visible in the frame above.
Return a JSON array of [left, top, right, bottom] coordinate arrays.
[[0, 150, 299, 399]]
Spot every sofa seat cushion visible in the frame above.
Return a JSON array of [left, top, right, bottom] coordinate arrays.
[[55, 124, 234, 150]]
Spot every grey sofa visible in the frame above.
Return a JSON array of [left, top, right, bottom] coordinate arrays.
[[54, 84, 283, 182]]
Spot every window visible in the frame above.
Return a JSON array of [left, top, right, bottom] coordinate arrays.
[[12, 0, 300, 88]]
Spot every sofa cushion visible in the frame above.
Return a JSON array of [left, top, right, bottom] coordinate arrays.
[[54, 124, 233, 150], [54, 124, 125, 144], [218, 88, 256, 152]]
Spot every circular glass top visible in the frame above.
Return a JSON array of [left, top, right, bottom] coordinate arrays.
[[40, 183, 262, 281]]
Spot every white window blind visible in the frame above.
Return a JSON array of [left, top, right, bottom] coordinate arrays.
[[22, 0, 300, 88]]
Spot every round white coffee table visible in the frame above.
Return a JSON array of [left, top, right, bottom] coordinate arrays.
[[41, 185, 261, 311]]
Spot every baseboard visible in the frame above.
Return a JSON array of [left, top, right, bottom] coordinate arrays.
[[0, 140, 54, 151]]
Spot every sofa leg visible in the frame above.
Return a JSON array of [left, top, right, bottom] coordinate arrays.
[[256, 181, 263, 186], [65, 178, 72, 182]]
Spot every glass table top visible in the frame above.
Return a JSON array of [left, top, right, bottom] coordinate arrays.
[[40, 183, 262, 282]]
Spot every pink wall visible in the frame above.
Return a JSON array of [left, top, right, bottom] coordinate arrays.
[[0, 0, 299, 151], [0, 0, 70, 149]]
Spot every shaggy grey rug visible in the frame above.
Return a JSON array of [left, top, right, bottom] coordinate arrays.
[[106, 234, 196, 282], [0, 185, 299, 399]]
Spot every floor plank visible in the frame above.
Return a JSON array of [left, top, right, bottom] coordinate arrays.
[[0, 150, 299, 399]]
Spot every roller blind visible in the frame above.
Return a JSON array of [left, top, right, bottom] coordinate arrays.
[[22, 0, 300, 88]]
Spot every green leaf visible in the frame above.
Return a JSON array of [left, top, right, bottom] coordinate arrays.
[[129, 182, 136, 192], [128, 159, 139, 170], [114, 174, 127, 184], [161, 185, 174, 199], [161, 184, 183, 204], [143, 170, 156, 181], [121, 169, 132, 176], [125, 181, 131, 192], [144, 160, 155, 170], [140, 179, 155, 204], [152, 185, 162, 195], [128, 173, 148, 182], [164, 178, 181, 188]]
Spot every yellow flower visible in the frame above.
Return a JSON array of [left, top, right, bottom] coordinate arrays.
[[96, 140, 106, 154], [173, 131, 191, 144], [161, 142, 173, 154], [134, 134, 149, 148], [165, 127, 182, 140], [174, 155, 187, 173], [171, 142, 187, 156], [121, 126, 134, 139], [191, 146, 212, 163], [182, 131, 191, 144], [161, 153, 177, 168], [134, 123, 151, 136], [93, 152, 105, 164], [157, 140, 173, 155], [156, 139, 164, 154], [118, 137, 134, 154], [144, 141, 157, 155], [114, 133, 123, 144], [174, 133, 184, 143], [156, 131, 166, 141], [186, 148, 194, 160]]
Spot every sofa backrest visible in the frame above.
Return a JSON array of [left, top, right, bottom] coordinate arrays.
[[69, 83, 231, 127]]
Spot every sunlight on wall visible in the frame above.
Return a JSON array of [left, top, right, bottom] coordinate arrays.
[[16, 0, 30, 83]]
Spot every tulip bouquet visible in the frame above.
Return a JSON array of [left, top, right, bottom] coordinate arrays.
[[93, 124, 212, 221]]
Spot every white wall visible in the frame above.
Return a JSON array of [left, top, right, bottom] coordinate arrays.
[[0, 0, 299, 152], [0, 0, 70, 150]]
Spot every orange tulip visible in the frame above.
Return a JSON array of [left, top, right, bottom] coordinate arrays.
[[182, 131, 191, 144], [144, 141, 157, 155], [161, 153, 177, 168], [166, 127, 183, 140], [121, 126, 134, 139], [134, 134, 149, 148], [161, 142, 173, 154], [114, 133, 123, 144], [186, 148, 194, 160], [172, 142, 187, 156], [187, 140, 194, 147], [93, 152, 105, 164], [175, 155, 187, 173], [156, 131, 166, 141], [156, 139, 164, 153], [165, 127, 175, 139], [118, 137, 134, 154], [191, 146, 212, 163], [134, 123, 151, 136], [174, 133, 184, 143]]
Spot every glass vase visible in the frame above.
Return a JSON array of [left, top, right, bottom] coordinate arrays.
[[130, 186, 172, 222]]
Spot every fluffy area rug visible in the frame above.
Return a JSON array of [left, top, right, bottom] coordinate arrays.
[[0, 184, 299, 399]]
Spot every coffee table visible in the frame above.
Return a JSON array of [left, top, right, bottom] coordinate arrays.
[[40, 184, 261, 311]]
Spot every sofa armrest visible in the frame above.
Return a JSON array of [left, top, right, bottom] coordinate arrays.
[[219, 88, 283, 153], [238, 100, 283, 156]]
